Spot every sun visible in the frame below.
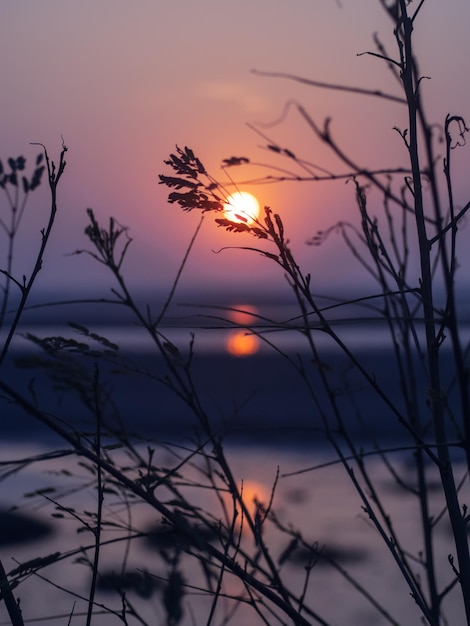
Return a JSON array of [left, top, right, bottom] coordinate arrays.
[[223, 191, 260, 224]]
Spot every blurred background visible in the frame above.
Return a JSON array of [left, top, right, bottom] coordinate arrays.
[[1, 8, 469, 622]]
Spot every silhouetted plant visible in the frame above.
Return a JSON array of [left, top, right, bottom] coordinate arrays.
[[0, 142, 67, 366], [0, 142, 66, 626], [159, 1, 470, 624], [2, 2, 470, 626]]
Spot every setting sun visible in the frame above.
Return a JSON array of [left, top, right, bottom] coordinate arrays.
[[224, 191, 260, 224]]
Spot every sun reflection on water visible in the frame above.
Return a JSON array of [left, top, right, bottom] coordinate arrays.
[[225, 304, 260, 357], [220, 478, 270, 533], [226, 330, 259, 357]]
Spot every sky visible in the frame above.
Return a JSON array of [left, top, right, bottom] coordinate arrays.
[[1, 0, 470, 304]]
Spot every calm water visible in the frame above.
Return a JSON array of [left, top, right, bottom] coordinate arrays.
[[2, 315, 466, 447], [1, 296, 469, 623], [0, 442, 467, 626]]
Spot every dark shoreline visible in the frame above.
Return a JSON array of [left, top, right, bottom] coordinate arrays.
[[0, 343, 445, 449]]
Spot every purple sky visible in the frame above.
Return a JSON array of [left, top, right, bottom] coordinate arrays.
[[1, 1, 469, 300]]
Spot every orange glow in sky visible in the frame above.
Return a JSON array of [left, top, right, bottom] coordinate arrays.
[[1, 3, 469, 294]]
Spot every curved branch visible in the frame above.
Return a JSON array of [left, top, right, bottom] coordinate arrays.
[[252, 69, 406, 104]]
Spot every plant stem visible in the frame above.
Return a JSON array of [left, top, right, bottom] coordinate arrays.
[[399, 2, 470, 621]]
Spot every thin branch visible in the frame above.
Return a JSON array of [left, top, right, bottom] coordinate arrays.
[[252, 68, 406, 104]]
